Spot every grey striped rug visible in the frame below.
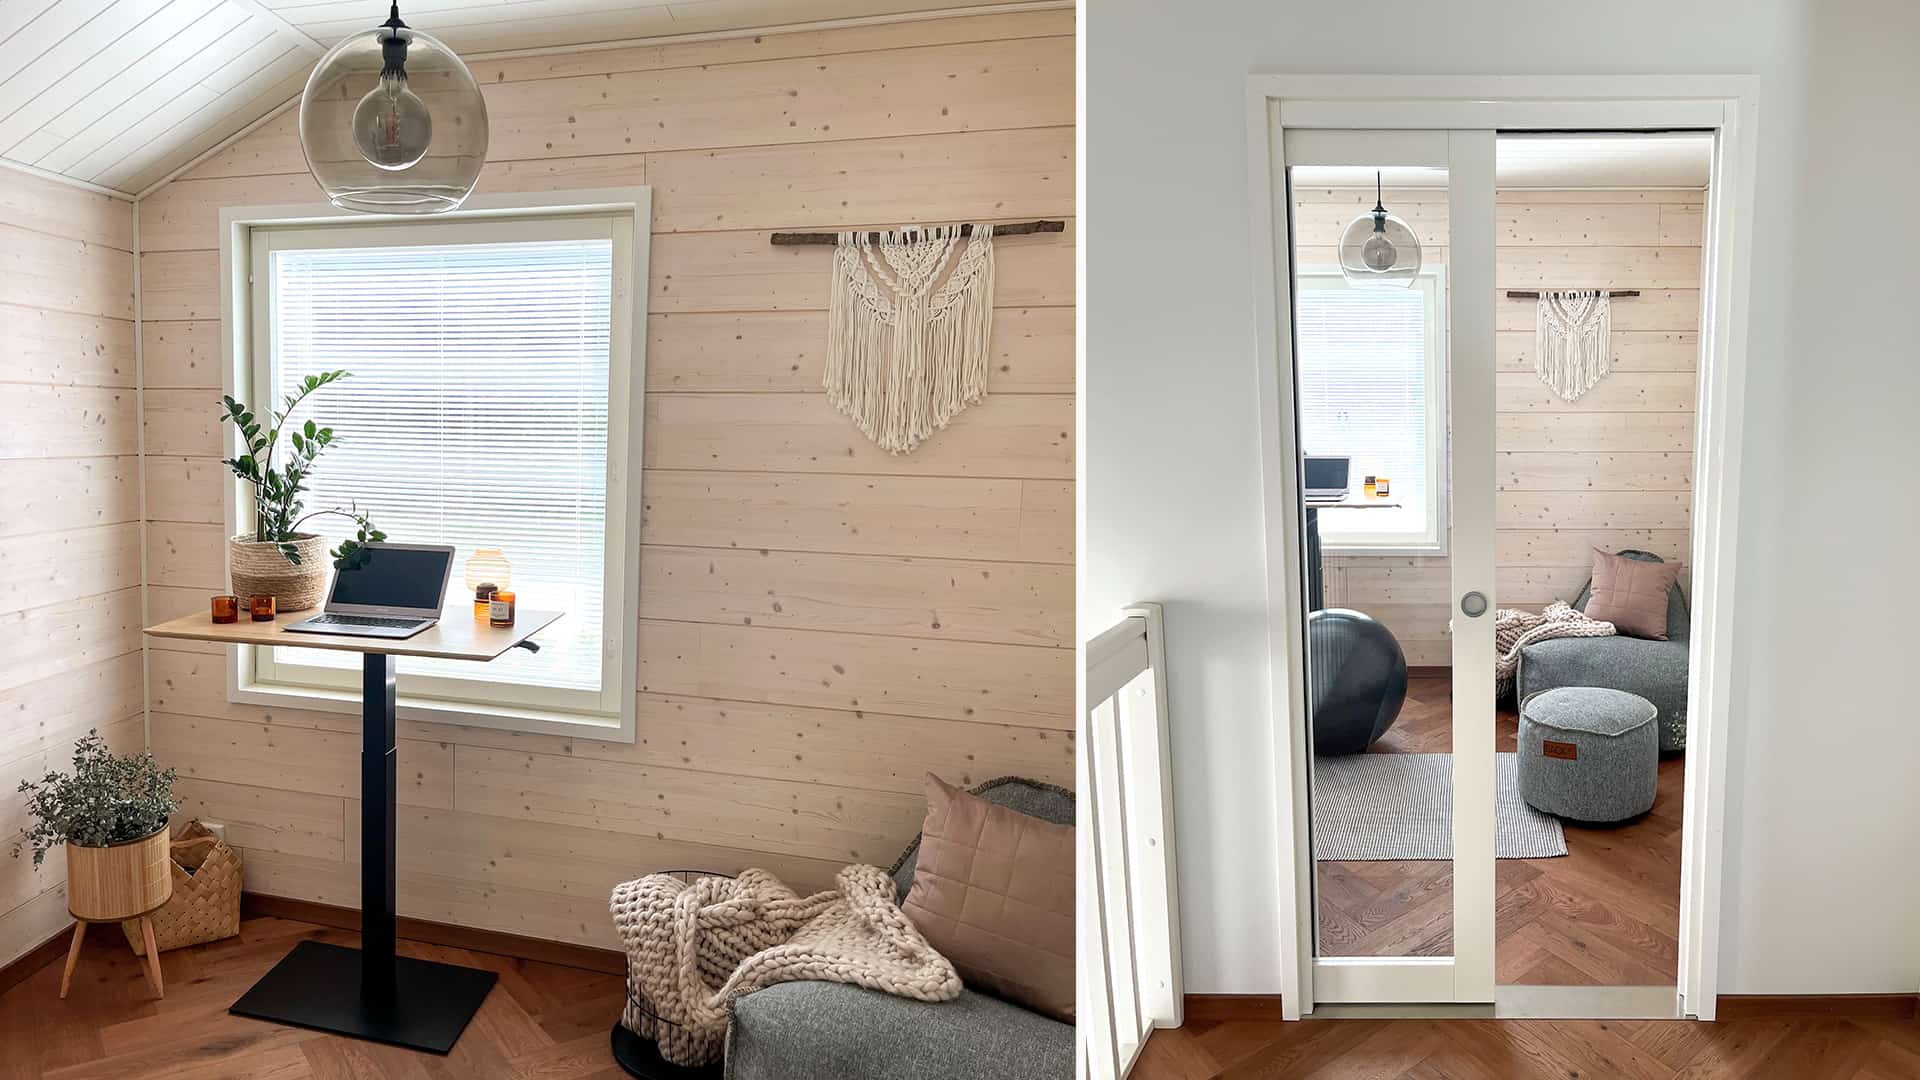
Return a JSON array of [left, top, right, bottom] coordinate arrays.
[[1311, 752, 1567, 860]]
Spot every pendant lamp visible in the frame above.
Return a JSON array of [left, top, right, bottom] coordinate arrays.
[[1336, 172, 1421, 287], [298, 3, 488, 213]]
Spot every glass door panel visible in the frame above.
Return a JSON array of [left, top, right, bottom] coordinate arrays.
[[1285, 129, 1497, 1005]]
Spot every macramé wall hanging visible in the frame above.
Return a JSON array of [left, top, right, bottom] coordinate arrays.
[[1508, 288, 1640, 402], [1535, 290, 1611, 402], [770, 220, 1065, 455]]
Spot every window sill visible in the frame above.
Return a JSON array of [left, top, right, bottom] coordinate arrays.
[[231, 677, 633, 743]]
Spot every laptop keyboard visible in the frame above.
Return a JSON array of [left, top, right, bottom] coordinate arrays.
[[303, 614, 427, 629]]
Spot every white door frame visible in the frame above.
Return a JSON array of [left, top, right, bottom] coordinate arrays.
[[1243, 75, 1760, 1020]]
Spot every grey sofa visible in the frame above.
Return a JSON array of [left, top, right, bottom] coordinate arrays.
[[1515, 550, 1690, 753], [724, 778, 1075, 1080]]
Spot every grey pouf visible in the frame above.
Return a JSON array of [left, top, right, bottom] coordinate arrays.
[[1517, 687, 1659, 823]]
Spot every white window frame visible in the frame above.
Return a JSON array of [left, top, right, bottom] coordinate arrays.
[[217, 189, 650, 743], [1294, 265, 1449, 555]]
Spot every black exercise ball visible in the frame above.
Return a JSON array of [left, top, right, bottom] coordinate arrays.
[[1309, 608, 1409, 756]]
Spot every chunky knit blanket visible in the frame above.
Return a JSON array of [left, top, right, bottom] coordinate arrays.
[[1495, 600, 1616, 698], [610, 864, 961, 1066]]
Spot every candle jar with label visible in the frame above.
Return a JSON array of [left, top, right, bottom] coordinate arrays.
[[488, 590, 516, 628], [249, 595, 276, 621]]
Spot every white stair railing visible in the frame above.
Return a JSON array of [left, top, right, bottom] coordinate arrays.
[[1078, 603, 1182, 1080]]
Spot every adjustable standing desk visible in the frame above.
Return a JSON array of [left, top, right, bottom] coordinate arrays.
[[143, 607, 560, 1054], [1303, 493, 1399, 611]]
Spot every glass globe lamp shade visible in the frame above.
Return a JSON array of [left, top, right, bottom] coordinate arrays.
[[299, 17, 487, 214], [1336, 210, 1422, 287]]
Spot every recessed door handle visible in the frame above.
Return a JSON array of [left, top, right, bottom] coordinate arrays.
[[1461, 591, 1489, 618]]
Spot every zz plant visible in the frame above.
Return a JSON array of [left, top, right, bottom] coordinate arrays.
[[10, 731, 178, 868], [221, 370, 386, 570]]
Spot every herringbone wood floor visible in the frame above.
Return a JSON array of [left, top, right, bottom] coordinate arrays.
[[1131, 1006, 1920, 1079], [0, 916, 630, 1079], [1316, 676, 1686, 984]]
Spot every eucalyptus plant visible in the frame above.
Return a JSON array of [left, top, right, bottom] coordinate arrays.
[[10, 731, 178, 868], [220, 370, 385, 570]]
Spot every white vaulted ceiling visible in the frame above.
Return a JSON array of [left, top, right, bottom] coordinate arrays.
[[0, 0, 1037, 197]]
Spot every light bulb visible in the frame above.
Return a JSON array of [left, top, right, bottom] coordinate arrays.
[[1361, 230, 1397, 272], [353, 72, 432, 170]]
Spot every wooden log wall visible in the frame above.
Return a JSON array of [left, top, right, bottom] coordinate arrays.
[[1292, 186, 1703, 665], [133, 10, 1073, 949], [0, 169, 143, 967]]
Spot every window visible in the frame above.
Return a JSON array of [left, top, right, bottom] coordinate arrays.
[[1294, 269, 1448, 552], [232, 201, 644, 739]]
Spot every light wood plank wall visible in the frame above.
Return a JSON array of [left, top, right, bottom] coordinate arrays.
[[134, 10, 1073, 949], [0, 169, 143, 967], [1292, 186, 1702, 666]]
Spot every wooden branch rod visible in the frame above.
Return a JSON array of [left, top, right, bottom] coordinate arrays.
[[770, 220, 1065, 245], [1505, 289, 1641, 299]]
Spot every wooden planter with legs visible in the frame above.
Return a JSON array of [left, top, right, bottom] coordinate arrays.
[[62, 826, 173, 999]]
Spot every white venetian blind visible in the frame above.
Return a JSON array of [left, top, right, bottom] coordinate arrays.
[[1295, 278, 1434, 542], [269, 236, 613, 692]]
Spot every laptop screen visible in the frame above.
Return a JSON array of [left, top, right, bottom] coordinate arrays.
[[1304, 455, 1350, 491], [329, 546, 452, 611]]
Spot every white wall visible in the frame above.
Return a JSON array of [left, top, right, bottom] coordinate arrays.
[[1088, 0, 1920, 995]]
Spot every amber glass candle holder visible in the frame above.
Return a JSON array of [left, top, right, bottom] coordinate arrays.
[[249, 595, 277, 622], [211, 595, 241, 624], [488, 590, 516, 628]]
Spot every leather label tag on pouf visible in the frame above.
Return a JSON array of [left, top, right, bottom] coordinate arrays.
[[1542, 740, 1579, 760]]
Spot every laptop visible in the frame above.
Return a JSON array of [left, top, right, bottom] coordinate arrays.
[[284, 543, 456, 640], [1304, 455, 1351, 500]]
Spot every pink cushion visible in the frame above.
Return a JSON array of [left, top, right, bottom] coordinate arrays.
[[1584, 550, 1684, 640], [900, 774, 1075, 1022]]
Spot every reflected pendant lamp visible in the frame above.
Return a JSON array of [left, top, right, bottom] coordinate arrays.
[[298, 3, 488, 213], [1336, 172, 1421, 287]]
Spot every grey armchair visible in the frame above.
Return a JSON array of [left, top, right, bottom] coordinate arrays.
[[1514, 550, 1690, 753], [723, 778, 1074, 1080]]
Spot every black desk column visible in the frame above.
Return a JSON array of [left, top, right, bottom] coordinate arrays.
[[1305, 506, 1325, 612], [362, 652, 398, 1003], [228, 648, 498, 1054]]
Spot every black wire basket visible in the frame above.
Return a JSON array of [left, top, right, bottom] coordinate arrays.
[[609, 870, 734, 1080]]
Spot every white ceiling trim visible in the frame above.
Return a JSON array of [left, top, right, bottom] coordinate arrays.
[[465, 0, 1066, 60], [222, 0, 329, 54], [0, 152, 136, 200], [131, 0, 1069, 199]]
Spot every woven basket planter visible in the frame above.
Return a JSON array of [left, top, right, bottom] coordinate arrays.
[[230, 533, 327, 612], [120, 822, 242, 956], [66, 825, 173, 922]]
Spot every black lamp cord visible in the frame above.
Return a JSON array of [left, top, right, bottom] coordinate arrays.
[[1372, 171, 1388, 233]]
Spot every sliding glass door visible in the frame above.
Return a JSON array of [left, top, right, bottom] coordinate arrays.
[[1283, 128, 1497, 1004]]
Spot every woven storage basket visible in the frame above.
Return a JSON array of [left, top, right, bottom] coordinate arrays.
[[121, 821, 242, 956], [230, 533, 328, 612]]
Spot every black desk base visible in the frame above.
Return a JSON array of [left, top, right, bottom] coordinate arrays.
[[228, 652, 497, 1054], [231, 941, 498, 1054]]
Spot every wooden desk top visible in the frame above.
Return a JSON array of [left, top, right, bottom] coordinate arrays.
[[1305, 494, 1402, 510], [143, 608, 562, 661]]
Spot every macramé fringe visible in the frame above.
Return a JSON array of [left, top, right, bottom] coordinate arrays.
[[825, 224, 995, 454]]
